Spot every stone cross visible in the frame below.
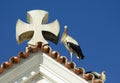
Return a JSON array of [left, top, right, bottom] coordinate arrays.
[[16, 10, 60, 45]]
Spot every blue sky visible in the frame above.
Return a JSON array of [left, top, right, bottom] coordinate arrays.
[[0, 0, 120, 82]]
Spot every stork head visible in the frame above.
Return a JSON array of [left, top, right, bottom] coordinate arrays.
[[61, 25, 68, 42], [101, 71, 106, 81], [64, 25, 68, 32]]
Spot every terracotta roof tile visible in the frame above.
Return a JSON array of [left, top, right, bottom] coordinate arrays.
[[0, 42, 104, 83]]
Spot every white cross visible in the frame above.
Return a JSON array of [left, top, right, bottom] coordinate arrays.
[[16, 10, 60, 45]]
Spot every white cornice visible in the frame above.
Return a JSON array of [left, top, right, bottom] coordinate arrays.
[[0, 51, 88, 83]]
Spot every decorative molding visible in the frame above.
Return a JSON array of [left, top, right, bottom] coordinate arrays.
[[0, 51, 88, 83]]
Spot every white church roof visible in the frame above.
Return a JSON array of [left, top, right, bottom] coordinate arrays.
[[0, 42, 104, 83]]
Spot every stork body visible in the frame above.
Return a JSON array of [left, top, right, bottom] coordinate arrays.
[[85, 71, 106, 81], [61, 25, 84, 61]]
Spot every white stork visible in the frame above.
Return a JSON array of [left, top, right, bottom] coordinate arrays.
[[61, 25, 84, 62], [85, 71, 106, 81]]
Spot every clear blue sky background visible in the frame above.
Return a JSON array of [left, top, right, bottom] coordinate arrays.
[[0, 0, 119, 83]]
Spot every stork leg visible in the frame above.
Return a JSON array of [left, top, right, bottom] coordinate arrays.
[[70, 52, 72, 62], [70, 48, 73, 62]]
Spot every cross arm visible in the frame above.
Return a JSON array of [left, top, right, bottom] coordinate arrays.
[[16, 19, 34, 44], [42, 19, 60, 44]]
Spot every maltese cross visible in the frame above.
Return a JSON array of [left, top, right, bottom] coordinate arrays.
[[16, 10, 60, 45]]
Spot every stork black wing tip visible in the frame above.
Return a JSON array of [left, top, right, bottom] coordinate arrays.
[[81, 55, 84, 59], [77, 55, 84, 60], [85, 71, 93, 74]]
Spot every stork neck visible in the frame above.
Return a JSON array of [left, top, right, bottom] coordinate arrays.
[[101, 73, 106, 81], [61, 32, 67, 42]]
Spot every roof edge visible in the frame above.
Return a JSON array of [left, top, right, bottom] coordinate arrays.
[[0, 42, 104, 83]]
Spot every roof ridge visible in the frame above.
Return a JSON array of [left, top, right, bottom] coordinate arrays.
[[0, 42, 104, 83]]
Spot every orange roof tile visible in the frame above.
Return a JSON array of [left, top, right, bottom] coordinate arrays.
[[0, 42, 104, 83]]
